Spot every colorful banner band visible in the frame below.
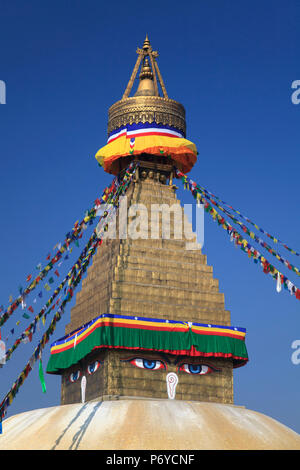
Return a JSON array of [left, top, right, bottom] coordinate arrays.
[[46, 313, 248, 374]]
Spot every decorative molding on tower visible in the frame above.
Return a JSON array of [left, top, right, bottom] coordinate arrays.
[[108, 96, 186, 137]]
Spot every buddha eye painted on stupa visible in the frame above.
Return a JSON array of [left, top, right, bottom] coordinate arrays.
[[120, 354, 220, 376], [61, 350, 222, 402]]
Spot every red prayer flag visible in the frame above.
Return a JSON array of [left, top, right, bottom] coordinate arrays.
[[263, 261, 270, 274], [28, 306, 34, 313], [54, 270, 59, 277]]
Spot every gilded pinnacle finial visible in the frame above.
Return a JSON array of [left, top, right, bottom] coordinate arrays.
[[139, 57, 153, 80], [143, 34, 150, 50], [135, 56, 155, 96]]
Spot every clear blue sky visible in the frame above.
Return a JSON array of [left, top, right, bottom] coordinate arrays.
[[0, 0, 300, 435]]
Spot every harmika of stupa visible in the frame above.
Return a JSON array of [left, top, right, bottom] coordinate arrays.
[[0, 37, 300, 450]]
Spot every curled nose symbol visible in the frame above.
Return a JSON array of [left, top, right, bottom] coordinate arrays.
[[166, 372, 178, 399], [81, 375, 86, 404]]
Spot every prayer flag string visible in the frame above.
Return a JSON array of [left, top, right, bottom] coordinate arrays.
[[0, 238, 100, 423], [184, 175, 300, 257], [176, 170, 300, 301], [181, 178, 300, 277], [0, 162, 138, 423], [2, 163, 139, 363], [0, 162, 138, 328]]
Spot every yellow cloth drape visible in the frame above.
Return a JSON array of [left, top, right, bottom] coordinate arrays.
[[95, 134, 197, 175]]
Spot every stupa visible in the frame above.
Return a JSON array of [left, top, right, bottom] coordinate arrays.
[[46, 35, 247, 406], [1, 37, 300, 450]]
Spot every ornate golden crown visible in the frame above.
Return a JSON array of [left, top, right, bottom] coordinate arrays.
[[107, 36, 186, 137]]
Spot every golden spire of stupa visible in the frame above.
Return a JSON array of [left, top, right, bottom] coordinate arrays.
[[142, 33, 150, 50], [122, 34, 168, 99], [139, 57, 153, 80], [134, 56, 155, 96], [107, 35, 186, 138]]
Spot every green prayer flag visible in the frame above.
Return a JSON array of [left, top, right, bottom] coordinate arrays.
[[22, 313, 30, 319], [48, 277, 54, 284], [39, 360, 46, 393]]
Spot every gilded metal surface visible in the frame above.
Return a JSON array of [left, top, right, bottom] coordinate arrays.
[[134, 78, 156, 97], [154, 59, 168, 99], [108, 95, 186, 136], [110, 36, 185, 135], [148, 47, 159, 96], [122, 54, 143, 99], [139, 57, 153, 80]]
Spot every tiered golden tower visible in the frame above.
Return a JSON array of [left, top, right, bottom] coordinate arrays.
[[48, 37, 246, 406]]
